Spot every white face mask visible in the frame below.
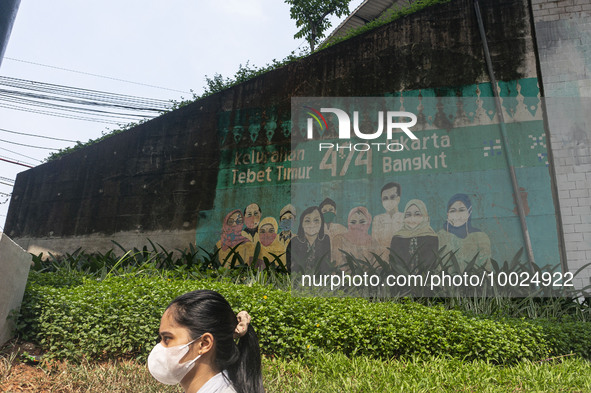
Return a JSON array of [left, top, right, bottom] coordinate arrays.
[[147, 339, 200, 385]]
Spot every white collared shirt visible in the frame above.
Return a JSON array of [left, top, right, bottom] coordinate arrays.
[[196, 370, 237, 393]]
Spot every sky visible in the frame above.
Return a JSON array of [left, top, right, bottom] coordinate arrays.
[[0, 0, 363, 231]]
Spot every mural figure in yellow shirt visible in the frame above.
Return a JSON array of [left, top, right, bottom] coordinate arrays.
[[254, 217, 286, 268]]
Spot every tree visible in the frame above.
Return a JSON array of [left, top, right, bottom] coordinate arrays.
[[285, 0, 351, 52]]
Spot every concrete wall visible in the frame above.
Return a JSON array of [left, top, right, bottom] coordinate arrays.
[[532, 0, 591, 96], [531, 0, 591, 289], [6, 0, 562, 279], [0, 232, 31, 346]]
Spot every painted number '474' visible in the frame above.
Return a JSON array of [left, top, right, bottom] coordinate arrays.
[[319, 147, 372, 177]]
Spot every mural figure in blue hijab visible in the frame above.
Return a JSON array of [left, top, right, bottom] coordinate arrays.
[[278, 204, 296, 245], [438, 193, 491, 270]]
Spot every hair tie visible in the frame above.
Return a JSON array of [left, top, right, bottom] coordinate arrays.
[[233, 311, 251, 339]]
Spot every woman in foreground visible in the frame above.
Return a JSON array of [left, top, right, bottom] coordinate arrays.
[[147, 290, 265, 393]]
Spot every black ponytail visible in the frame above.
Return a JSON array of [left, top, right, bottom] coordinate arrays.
[[228, 324, 264, 393], [167, 290, 265, 393]]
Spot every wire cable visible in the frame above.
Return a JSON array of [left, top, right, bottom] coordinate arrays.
[[0, 127, 78, 143], [0, 176, 15, 183], [0, 89, 167, 113], [4, 57, 191, 94], [0, 103, 125, 124], [0, 77, 173, 108], [0, 146, 42, 162], [0, 94, 157, 121], [0, 156, 35, 168], [0, 76, 172, 124], [0, 138, 60, 151]]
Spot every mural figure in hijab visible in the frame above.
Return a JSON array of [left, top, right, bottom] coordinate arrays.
[[216, 209, 253, 266], [242, 203, 262, 242], [287, 206, 331, 274], [278, 204, 296, 245], [332, 206, 385, 269], [390, 200, 439, 271], [372, 182, 404, 247], [319, 198, 347, 239], [254, 217, 286, 268], [438, 193, 491, 270]]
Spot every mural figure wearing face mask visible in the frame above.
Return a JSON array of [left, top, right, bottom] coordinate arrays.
[[253, 217, 286, 268], [372, 182, 404, 247], [319, 198, 347, 239], [332, 206, 385, 269], [242, 203, 262, 242], [216, 209, 253, 266], [390, 200, 439, 271], [278, 204, 296, 245], [287, 206, 331, 274], [438, 193, 491, 271]]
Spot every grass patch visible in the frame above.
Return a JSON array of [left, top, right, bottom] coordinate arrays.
[[1, 350, 590, 393], [267, 352, 591, 392]]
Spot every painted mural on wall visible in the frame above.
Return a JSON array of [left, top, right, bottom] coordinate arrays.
[[195, 78, 561, 283]]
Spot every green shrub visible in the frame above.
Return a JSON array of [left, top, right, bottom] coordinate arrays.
[[534, 319, 591, 360], [26, 270, 87, 288], [18, 274, 591, 364]]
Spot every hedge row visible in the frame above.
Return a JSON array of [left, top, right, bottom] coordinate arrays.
[[17, 273, 591, 363]]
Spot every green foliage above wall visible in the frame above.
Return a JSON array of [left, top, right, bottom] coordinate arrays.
[[319, 0, 453, 50]]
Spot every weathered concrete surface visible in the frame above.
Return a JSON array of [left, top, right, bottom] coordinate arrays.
[[5, 0, 540, 255], [16, 229, 197, 256], [532, 2, 591, 289], [0, 232, 31, 346]]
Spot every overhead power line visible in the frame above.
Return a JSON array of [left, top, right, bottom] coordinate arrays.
[[0, 102, 123, 124], [0, 146, 42, 162], [0, 89, 166, 113], [4, 57, 191, 94], [0, 138, 60, 151], [0, 92, 156, 119], [0, 76, 176, 125], [0, 156, 35, 168], [0, 127, 78, 143], [0, 76, 172, 108]]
